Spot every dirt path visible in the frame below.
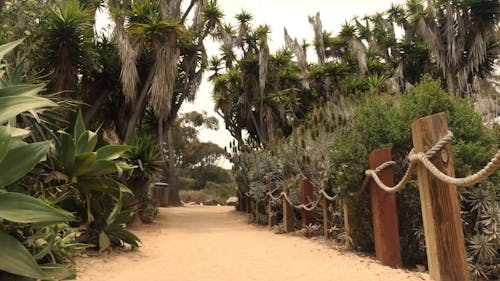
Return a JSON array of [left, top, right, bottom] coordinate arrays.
[[76, 206, 430, 281]]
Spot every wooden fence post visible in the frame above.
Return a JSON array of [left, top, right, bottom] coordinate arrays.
[[322, 195, 332, 239], [300, 179, 314, 228], [246, 195, 251, 214], [268, 200, 275, 228], [283, 194, 294, 232], [255, 199, 260, 224], [343, 203, 351, 249], [369, 148, 402, 268], [411, 113, 469, 281]]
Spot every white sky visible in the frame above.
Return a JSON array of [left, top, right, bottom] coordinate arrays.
[[97, 0, 406, 168]]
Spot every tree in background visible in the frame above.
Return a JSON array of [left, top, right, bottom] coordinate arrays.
[[211, 11, 309, 148], [410, 0, 499, 96], [173, 111, 229, 190], [107, 0, 225, 205]]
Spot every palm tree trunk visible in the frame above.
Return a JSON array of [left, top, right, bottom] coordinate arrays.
[[124, 67, 155, 142], [164, 123, 182, 206], [447, 72, 460, 96], [83, 91, 109, 126]]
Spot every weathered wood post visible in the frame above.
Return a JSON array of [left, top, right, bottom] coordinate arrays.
[[369, 148, 402, 268], [245, 195, 251, 214], [242, 194, 248, 212], [236, 193, 243, 212], [322, 195, 333, 238], [411, 113, 469, 281], [300, 179, 314, 228], [343, 203, 351, 249], [255, 199, 260, 224], [283, 193, 294, 232], [268, 199, 275, 228]]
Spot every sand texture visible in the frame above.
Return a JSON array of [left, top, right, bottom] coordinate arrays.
[[76, 206, 430, 281]]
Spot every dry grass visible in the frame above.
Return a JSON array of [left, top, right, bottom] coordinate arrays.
[[179, 190, 214, 204]]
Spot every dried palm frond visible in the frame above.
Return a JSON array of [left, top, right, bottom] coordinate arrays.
[[416, 17, 444, 70], [114, 22, 139, 103], [257, 26, 269, 97], [284, 28, 310, 90], [149, 36, 180, 120], [187, 44, 208, 102], [348, 37, 368, 75], [309, 12, 326, 66]]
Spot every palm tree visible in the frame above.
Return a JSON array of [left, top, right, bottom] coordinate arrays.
[[211, 13, 307, 148], [411, 0, 499, 96], [108, 0, 223, 205], [39, 0, 95, 96]]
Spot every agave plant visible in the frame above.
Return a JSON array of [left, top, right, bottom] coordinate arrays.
[[0, 39, 79, 280], [48, 111, 140, 250], [124, 134, 163, 223]]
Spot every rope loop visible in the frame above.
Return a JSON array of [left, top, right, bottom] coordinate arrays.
[[350, 130, 499, 196]]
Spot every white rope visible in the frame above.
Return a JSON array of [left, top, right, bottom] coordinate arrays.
[[352, 130, 499, 195]]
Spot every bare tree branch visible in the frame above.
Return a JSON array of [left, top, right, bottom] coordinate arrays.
[[182, 0, 197, 23]]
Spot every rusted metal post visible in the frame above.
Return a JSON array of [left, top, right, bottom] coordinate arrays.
[[369, 148, 402, 268], [300, 179, 314, 228], [283, 194, 294, 232], [411, 113, 469, 281]]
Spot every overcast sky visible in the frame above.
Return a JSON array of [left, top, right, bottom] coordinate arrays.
[[97, 0, 406, 168]]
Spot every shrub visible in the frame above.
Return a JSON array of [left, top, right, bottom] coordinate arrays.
[[0, 40, 82, 280], [331, 77, 499, 273], [247, 152, 283, 201], [178, 176, 197, 190]]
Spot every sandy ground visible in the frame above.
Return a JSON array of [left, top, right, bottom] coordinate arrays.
[[76, 206, 430, 281]]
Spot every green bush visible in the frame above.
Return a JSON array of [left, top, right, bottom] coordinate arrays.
[[204, 181, 236, 203], [47, 111, 140, 251], [178, 176, 197, 190], [331, 77, 499, 272], [247, 152, 283, 201]]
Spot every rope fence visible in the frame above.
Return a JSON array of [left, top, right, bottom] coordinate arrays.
[[352, 131, 499, 195], [240, 113, 499, 281], [248, 127, 499, 219], [255, 129, 499, 215]]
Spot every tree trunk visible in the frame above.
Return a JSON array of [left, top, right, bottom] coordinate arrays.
[[446, 72, 459, 96], [83, 91, 109, 126], [124, 67, 155, 142], [163, 122, 182, 206]]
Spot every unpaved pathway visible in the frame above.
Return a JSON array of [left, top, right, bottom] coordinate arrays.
[[76, 206, 430, 281]]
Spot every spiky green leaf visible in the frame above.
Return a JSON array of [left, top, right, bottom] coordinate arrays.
[[0, 141, 50, 187], [0, 96, 57, 124], [0, 230, 45, 279], [0, 192, 75, 223]]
